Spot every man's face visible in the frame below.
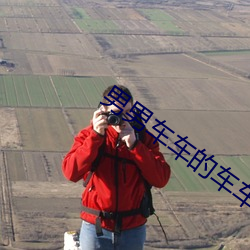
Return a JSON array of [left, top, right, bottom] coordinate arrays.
[[106, 102, 132, 134]]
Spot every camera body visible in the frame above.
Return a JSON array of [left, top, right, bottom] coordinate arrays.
[[102, 112, 123, 125]]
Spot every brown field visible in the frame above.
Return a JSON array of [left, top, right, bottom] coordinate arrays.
[[2, 33, 99, 56], [16, 108, 73, 151], [0, 108, 21, 149], [153, 110, 250, 155], [167, 8, 250, 36], [2, 32, 110, 75], [1, 0, 250, 250], [205, 52, 250, 73], [111, 53, 250, 113]]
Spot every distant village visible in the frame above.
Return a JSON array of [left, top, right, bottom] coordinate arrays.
[[0, 59, 15, 71], [0, 59, 14, 68], [0, 37, 15, 71]]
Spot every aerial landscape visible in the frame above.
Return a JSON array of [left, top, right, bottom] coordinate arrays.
[[0, 0, 250, 249]]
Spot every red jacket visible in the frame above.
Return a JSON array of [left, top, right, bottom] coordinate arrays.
[[62, 125, 171, 231]]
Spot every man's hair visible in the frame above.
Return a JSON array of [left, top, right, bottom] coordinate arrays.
[[102, 85, 133, 104]]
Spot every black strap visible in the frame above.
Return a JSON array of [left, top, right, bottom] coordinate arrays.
[[82, 205, 142, 219], [144, 180, 155, 216], [82, 205, 142, 236], [95, 217, 103, 237], [83, 151, 137, 187]]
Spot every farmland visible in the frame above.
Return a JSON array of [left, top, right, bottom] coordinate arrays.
[[1, 0, 250, 249], [0, 75, 114, 107]]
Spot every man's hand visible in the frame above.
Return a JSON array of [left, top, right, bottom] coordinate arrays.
[[119, 120, 137, 149], [92, 106, 108, 136]]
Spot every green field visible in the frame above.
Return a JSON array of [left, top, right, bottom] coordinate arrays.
[[71, 7, 90, 19], [75, 19, 119, 32], [138, 9, 184, 33], [139, 9, 173, 21], [166, 154, 250, 200], [0, 75, 115, 108], [202, 50, 250, 56], [70, 7, 119, 32]]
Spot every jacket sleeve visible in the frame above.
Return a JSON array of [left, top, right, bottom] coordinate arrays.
[[130, 131, 171, 188], [62, 127, 105, 182]]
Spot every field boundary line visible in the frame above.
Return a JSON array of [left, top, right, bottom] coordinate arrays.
[[170, 165, 188, 192], [49, 76, 62, 107], [37, 76, 49, 107], [183, 53, 250, 82], [158, 189, 190, 239], [239, 156, 250, 172], [49, 76, 75, 135], [71, 19, 83, 33], [0, 152, 15, 246], [75, 78, 91, 107], [22, 75, 32, 106]]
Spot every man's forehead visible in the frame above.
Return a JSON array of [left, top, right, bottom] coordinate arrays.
[[106, 102, 132, 112]]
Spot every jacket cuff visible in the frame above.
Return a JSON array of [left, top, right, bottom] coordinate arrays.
[[93, 129, 105, 137]]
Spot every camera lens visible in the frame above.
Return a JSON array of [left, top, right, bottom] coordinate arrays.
[[108, 114, 121, 125]]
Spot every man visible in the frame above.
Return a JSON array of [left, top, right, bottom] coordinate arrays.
[[62, 85, 171, 250]]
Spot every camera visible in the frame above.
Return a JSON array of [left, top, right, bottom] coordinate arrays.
[[102, 112, 123, 125]]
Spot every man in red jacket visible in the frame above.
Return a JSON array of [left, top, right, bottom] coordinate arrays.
[[62, 85, 171, 250]]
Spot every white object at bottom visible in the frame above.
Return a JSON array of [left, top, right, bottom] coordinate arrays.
[[64, 231, 80, 250]]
